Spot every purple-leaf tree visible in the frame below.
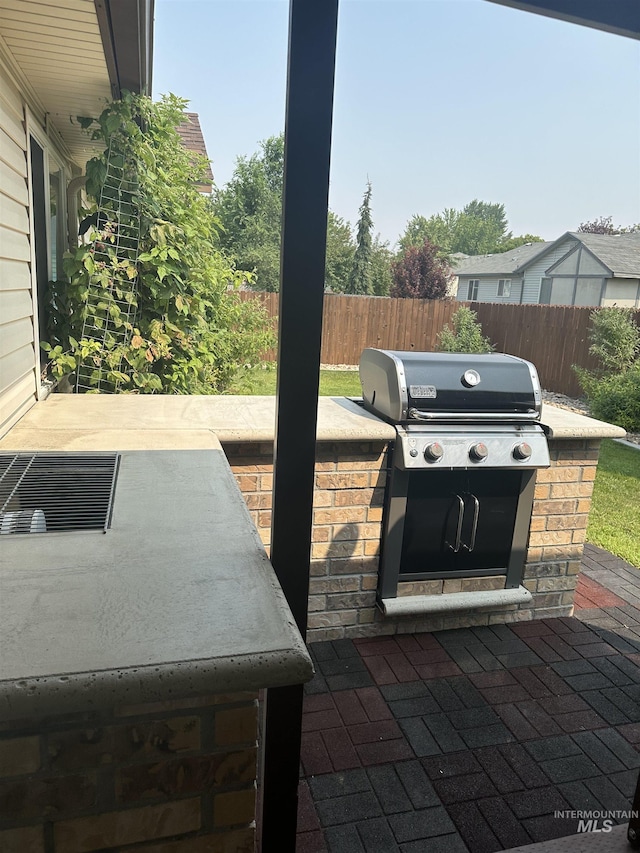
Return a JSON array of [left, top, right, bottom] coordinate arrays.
[[390, 239, 452, 299], [577, 216, 640, 235]]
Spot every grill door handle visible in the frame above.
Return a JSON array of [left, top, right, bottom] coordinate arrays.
[[446, 494, 465, 553], [462, 493, 480, 552]]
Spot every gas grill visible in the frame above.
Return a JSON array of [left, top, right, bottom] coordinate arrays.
[[359, 349, 550, 613]]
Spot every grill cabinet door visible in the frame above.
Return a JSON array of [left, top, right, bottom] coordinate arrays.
[[398, 469, 522, 578]]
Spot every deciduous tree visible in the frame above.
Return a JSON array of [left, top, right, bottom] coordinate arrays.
[[370, 236, 393, 296], [214, 134, 380, 295], [398, 211, 457, 255], [324, 211, 355, 292], [398, 201, 542, 257], [212, 134, 284, 292], [390, 239, 452, 299], [497, 234, 545, 252], [577, 216, 640, 235]]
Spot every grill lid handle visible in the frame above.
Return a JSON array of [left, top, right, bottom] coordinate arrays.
[[408, 408, 540, 422]]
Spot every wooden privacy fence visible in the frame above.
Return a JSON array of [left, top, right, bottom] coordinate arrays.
[[472, 303, 594, 398], [238, 291, 640, 398]]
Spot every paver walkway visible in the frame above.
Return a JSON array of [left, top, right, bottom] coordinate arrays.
[[297, 545, 640, 852]]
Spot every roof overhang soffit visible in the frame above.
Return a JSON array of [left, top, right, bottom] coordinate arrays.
[[95, 0, 154, 98], [485, 0, 640, 41]]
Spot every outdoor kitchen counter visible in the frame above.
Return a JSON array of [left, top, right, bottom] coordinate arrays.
[[0, 416, 313, 722], [0, 393, 625, 445], [540, 404, 626, 440], [0, 393, 396, 447]]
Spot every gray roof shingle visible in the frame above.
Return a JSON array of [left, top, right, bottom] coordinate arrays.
[[568, 231, 640, 277], [454, 231, 640, 278], [176, 112, 214, 191], [453, 242, 553, 276]]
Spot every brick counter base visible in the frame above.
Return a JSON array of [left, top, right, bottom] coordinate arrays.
[[226, 438, 599, 643], [0, 692, 257, 853]]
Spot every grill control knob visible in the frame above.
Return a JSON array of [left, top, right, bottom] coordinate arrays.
[[423, 442, 444, 462], [513, 441, 532, 461], [469, 442, 488, 462]]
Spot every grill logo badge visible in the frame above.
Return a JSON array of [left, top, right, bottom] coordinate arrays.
[[409, 385, 437, 399]]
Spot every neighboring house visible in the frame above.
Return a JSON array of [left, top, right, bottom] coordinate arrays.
[[0, 1, 153, 439], [455, 232, 640, 308], [176, 112, 214, 193], [446, 251, 468, 298]]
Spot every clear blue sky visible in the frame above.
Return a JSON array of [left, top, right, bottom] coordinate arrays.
[[153, 0, 640, 248]]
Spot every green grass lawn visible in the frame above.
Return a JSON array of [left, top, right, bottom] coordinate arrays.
[[588, 439, 640, 567], [228, 365, 362, 396]]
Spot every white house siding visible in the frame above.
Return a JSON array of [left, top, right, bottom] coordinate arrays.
[[0, 65, 36, 438], [602, 278, 640, 308], [456, 277, 523, 303], [521, 238, 579, 303]]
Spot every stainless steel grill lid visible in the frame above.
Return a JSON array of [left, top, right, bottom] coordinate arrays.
[[359, 349, 542, 423]]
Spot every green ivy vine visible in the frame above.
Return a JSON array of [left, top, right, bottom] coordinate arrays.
[[42, 92, 274, 393]]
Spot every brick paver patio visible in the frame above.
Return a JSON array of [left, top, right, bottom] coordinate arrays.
[[297, 544, 640, 852]]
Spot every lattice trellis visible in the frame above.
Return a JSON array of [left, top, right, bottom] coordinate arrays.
[[75, 142, 141, 392]]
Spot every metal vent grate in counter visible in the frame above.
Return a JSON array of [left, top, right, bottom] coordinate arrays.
[[0, 453, 119, 534]]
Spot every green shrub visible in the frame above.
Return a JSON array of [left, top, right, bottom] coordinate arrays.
[[574, 307, 640, 431], [585, 367, 640, 433], [437, 306, 494, 353], [587, 307, 640, 374]]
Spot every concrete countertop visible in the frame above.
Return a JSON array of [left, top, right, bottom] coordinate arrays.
[[0, 394, 395, 445], [540, 404, 626, 440], [0, 426, 313, 721], [0, 393, 624, 447]]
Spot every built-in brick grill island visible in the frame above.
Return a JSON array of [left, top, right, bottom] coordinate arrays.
[[359, 348, 551, 619]]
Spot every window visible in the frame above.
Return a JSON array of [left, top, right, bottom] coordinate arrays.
[[467, 280, 479, 301], [497, 279, 511, 298], [29, 137, 49, 344], [539, 278, 552, 303], [28, 121, 67, 386], [49, 165, 65, 281]]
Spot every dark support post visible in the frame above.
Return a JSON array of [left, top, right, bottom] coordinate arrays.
[[261, 0, 339, 850]]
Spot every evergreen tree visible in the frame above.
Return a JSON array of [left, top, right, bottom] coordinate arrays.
[[346, 181, 374, 295]]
